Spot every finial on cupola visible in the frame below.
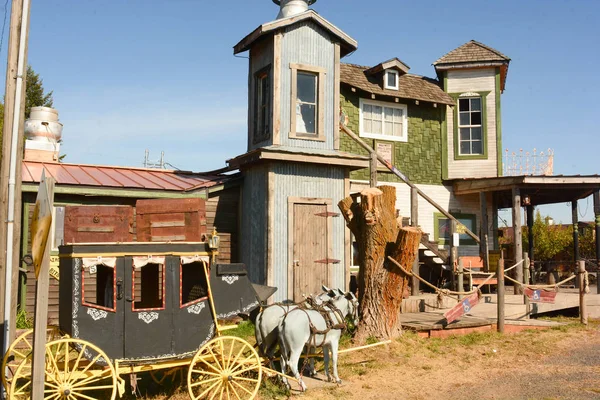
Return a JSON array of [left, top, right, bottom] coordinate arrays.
[[272, 0, 317, 19]]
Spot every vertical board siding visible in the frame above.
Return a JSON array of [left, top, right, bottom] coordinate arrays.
[[241, 167, 268, 284], [272, 163, 346, 301], [349, 181, 494, 257], [207, 186, 240, 264], [280, 21, 335, 150], [446, 69, 498, 179], [249, 39, 275, 151]]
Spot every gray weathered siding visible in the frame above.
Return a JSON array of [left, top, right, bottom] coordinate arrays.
[[240, 166, 268, 284], [280, 21, 335, 150], [248, 38, 274, 151], [271, 163, 346, 301]]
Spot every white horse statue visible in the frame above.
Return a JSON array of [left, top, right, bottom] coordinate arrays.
[[254, 286, 338, 372], [278, 291, 359, 391]]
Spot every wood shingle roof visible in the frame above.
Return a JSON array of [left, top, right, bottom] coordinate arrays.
[[433, 40, 510, 66], [340, 63, 454, 106]]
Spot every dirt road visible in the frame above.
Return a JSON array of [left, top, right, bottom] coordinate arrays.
[[294, 322, 600, 400]]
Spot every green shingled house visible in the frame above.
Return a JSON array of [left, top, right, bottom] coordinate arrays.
[[340, 40, 511, 272]]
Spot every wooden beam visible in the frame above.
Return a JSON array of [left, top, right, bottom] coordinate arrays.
[[333, 43, 341, 151], [272, 33, 282, 146], [526, 205, 534, 279], [594, 190, 600, 294], [369, 152, 377, 187], [480, 192, 490, 273], [572, 200, 579, 263], [31, 175, 55, 399], [411, 187, 419, 296], [512, 187, 523, 295]]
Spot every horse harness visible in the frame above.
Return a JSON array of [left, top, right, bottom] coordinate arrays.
[[302, 300, 347, 347]]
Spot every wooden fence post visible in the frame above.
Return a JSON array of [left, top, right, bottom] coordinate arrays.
[[450, 220, 457, 291], [31, 174, 55, 400], [523, 252, 530, 316], [497, 256, 505, 333], [578, 260, 587, 325], [457, 259, 464, 300]]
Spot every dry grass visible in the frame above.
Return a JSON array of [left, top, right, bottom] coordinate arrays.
[[127, 318, 599, 400]]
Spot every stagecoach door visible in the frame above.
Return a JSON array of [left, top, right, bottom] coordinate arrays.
[[290, 199, 333, 303], [123, 255, 174, 359]]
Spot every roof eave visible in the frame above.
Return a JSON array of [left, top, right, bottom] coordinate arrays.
[[340, 80, 455, 106], [233, 10, 358, 56]]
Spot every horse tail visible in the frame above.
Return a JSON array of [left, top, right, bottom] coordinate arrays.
[[254, 308, 266, 356]]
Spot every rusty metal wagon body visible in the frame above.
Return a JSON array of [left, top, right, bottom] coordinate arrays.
[[3, 240, 275, 400]]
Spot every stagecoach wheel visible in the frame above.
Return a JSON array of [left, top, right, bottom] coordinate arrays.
[[9, 338, 117, 400], [2, 326, 63, 394], [188, 336, 262, 400]]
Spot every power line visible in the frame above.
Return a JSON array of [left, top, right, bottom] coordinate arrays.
[[0, 0, 9, 56]]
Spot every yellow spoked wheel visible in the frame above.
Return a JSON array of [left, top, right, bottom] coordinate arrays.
[[2, 326, 63, 394], [9, 338, 117, 400], [188, 336, 262, 400]]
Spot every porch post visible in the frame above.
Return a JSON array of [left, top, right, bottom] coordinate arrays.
[[594, 190, 600, 294], [572, 200, 579, 264], [411, 187, 419, 296], [526, 205, 534, 283], [479, 192, 490, 273], [512, 187, 523, 294], [369, 152, 378, 188]]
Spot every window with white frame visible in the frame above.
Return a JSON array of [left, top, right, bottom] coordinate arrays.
[[359, 99, 407, 142], [384, 70, 399, 90], [289, 63, 325, 141], [458, 97, 483, 155], [296, 71, 318, 135]]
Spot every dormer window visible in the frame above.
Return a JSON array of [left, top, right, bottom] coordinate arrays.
[[384, 70, 399, 90]]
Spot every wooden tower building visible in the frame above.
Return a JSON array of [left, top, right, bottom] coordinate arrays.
[[230, 0, 365, 301]]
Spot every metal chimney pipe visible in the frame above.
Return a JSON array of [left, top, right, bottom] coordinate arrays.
[[273, 0, 317, 19]]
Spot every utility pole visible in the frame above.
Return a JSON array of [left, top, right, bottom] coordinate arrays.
[[0, 0, 30, 356]]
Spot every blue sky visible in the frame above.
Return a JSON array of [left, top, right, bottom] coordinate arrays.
[[1, 0, 598, 222]]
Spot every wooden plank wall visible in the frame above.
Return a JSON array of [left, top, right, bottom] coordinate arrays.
[[206, 186, 240, 264], [23, 186, 240, 322]]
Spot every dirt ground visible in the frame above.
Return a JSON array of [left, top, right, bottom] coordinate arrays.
[[295, 321, 600, 400], [144, 319, 599, 400]]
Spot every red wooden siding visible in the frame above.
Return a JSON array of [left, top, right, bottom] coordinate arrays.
[[136, 198, 207, 242], [64, 206, 134, 244]]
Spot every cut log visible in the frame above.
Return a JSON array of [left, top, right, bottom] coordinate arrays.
[[338, 185, 421, 342]]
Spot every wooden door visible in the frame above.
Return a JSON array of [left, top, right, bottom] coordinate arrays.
[[292, 203, 330, 302]]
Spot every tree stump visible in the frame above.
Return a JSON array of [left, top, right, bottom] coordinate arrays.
[[339, 185, 421, 342]]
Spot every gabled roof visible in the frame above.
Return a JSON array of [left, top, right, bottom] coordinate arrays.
[[340, 63, 455, 106], [233, 10, 357, 57], [433, 40, 511, 91], [434, 40, 510, 66], [21, 161, 232, 193], [364, 58, 410, 76]]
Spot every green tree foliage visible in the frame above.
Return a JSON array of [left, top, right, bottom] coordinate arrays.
[[24, 65, 53, 118], [0, 65, 54, 145], [522, 210, 573, 262]]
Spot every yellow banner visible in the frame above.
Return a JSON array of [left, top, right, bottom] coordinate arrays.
[[49, 255, 60, 281]]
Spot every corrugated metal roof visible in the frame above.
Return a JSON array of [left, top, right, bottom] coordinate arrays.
[[22, 161, 230, 192]]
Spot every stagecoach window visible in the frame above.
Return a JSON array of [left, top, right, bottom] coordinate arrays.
[[133, 263, 164, 310], [82, 264, 115, 310], [181, 262, 209, 306]]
